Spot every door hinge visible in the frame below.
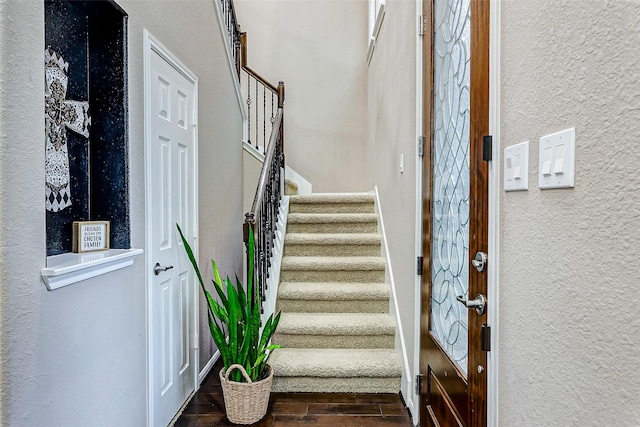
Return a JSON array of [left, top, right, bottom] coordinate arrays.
[[481, 323, 491, 352], [418, 136, 425, 157], [194, 333, 199, 350], [416, 256, 423, 276], [483, 135, 493, 161], [418, 15, 429, 36], [415, 373, 424, 395]]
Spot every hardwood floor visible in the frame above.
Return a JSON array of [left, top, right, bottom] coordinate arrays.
[[175, 360, 414, 426]]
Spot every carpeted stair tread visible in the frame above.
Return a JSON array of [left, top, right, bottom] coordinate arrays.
[[284, 233, 381, 256], [287, 213, 378, 224], [289, 194, 375, 214], [290, 193, 375, 205], [281, 256, 385, 271], [285, 233, 381, 245], [270, 348, 402, 378], [276, 313, 396, 336], [278, 282, 390, 301], [287, 213, 378, 234], [288, 213, 379, 223], [277, 282, 390, 313]]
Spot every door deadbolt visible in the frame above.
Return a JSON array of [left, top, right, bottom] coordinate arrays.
[[471, 251, 488, 272]]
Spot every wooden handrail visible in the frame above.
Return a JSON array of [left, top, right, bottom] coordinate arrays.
[[242, 65, 278, 93]]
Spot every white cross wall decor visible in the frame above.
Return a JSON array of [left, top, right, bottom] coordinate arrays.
[[44, 48, 91, 212]]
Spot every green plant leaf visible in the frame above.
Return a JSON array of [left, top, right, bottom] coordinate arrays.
[[226, 281, 241, 381], [258, 311, 281, 353], [235, 273, 249, 326], [208, 313, 230, 368], [247, 229, 255, 312], [211, 260, 228, 309], [176, 224, 204, 289], [207, 291, 229, 326]]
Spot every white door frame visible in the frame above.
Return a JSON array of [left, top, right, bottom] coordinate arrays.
[[487, 0, 501, 425], [144, 29, 199, 427], [412, 0, 501, 425]]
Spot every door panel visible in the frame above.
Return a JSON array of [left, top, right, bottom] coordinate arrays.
[[420, 0, 489, 426], [148, 44, 198, 427]]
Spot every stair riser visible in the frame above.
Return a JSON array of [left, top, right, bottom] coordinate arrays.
[[274, 333, 395, 349], [277, 299, 389, 313], [284, 244, 380, 257], [289, 203, 375, 214], [286, 222, 378, 234], [272, 377, 401, 394], [280, 270, 385, 283]]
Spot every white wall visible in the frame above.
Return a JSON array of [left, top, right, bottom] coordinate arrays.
[[243, 147, 263, 213], [366, 0, 418, 414], [0, 0, 243, 425], [234, 0, 371, 192], [500, 0, 640, 424]]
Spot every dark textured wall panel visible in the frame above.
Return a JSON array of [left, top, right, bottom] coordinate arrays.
[[45, 0, 129, 255]]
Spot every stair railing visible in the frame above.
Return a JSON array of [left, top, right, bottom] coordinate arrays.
[[239, 31, 286, 312], [218, 0, 242, 76], [219, 0, 285, 313], [244, 85, 285, 311]]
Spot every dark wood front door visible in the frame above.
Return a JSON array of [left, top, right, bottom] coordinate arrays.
[[419, 0, 490, 425]]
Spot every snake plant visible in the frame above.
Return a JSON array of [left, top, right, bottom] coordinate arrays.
[[177, 224, 281, 383]]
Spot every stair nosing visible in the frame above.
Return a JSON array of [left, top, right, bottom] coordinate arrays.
[[269, 348, 402, 378], [278, 282, 390, 300]]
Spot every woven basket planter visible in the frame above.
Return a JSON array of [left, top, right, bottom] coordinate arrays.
[[219, 364, 274, 425]]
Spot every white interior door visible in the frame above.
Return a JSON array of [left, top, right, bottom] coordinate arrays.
[[145, 32, 198, 427]]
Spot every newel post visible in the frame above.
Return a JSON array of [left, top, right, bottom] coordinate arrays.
[[277, 81, 285, 168], [277, 81, 285, 108], [240, 32, 247, 68], [243, 211, 255, 244]]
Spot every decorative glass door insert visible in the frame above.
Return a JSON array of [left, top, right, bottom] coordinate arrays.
[[430, 0, 471, 376]]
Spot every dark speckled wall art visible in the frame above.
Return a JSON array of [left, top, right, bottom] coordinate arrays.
[[45, 0, 130, 256]]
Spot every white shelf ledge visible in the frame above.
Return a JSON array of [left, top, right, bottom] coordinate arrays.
[[42, 248, 144, 290]]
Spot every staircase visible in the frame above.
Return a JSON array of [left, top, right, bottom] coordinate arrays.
[[269, 193, 402, 393]]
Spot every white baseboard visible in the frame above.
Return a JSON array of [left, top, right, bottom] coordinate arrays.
[[198, 349, 221, 385], [284, 167, 312, 195]]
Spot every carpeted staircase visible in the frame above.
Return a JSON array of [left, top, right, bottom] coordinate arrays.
[[269, 193, 402, 393]]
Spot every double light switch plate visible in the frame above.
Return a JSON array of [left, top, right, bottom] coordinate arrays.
[[504, 141, 529, 191], [538, 127, 575, 189]]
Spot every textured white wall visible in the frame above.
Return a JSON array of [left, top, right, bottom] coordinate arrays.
[[234, 0, 371, 193], [500, 0, 640, 424], [367, 0, 418, 412], [0, 0, 243, 424]]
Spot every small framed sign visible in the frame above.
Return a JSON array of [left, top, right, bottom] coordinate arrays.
[[72, 221, 110, 253]]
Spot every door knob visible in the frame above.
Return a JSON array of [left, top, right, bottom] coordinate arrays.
[[154, 263, 174, 276], [471, 251, 488, 272], [456, 293, 487, 315]]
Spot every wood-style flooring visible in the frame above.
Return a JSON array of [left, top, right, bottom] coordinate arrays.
[[175, 360, 414, 426]]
